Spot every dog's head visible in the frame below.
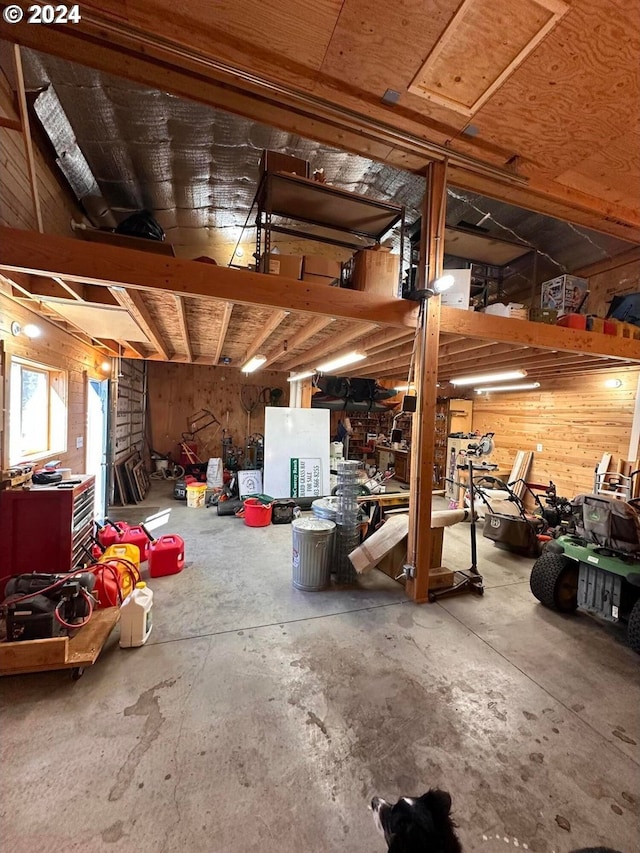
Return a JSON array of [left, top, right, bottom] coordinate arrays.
[[371, 790, 462, 853]]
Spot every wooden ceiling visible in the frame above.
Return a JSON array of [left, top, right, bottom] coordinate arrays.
[[2, 228, 639, 386], [1, 0, 638, 242]]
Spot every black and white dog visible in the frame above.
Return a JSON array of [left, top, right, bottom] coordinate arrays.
[[370, 791, 622, 853], [371, 790, 462, 853]]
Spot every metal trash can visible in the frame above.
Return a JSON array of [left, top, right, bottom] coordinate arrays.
[[292, 517, 336, 591]]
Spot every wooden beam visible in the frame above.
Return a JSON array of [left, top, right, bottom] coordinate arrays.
[[0, 227, 417, 329], [263, 316, 333, 367], [283, 323, 378, 371], [242, 310, 288, 364], [439, 306, 640, 362], [109, 287, 170, 360], [174, 294, 193, 363], [52, 276, 85, 301], [12, 45, 43, 233], [0, 115, 22, 131], [213, 301, 234, 365], [407, 160, 448, 602]]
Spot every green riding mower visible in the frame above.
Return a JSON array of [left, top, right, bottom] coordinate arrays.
[[530, 492, 640, 653]]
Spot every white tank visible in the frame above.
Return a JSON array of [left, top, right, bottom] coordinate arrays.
[[119, 582, 153, 648]]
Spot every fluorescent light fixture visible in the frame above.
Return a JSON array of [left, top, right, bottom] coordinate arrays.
[[393, 384, 414, 393], [451, 369, 527, 386], [241, 354, 267, 373], [604, 378, 622, 389], [475, 382, 540, 394], [287, 370, 316, 382], [23, 323, 42, 338], [316, 351, 366, 373], [432, 274, 455, 294]]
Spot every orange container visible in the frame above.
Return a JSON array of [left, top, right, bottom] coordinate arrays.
[[556, 313, 587, 330], [243, 498, 273, 527], [148, 535, 185, 577]]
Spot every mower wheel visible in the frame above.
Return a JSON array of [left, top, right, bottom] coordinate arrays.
[[529, 552, 578, 612], [627, 599, 640, 655]]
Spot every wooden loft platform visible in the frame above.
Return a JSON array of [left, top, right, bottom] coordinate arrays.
[[1, 227, 639, 379]]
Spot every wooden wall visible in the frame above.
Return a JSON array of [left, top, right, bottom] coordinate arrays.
[[147, 362, 289, 460], [472, 367, 639, 500], [0, 61, 81, 235], [586, 258, 640, 319], [0, 293, 104, 471]]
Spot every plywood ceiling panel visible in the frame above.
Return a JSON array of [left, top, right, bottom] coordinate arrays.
[[130, 0, 344, 70], [554, 125, 640, 210], [409, 0, 567, 115], [184, 297, 228, 360], [469, 0, 640, 178], [38, 298, 150, 341], [318, 0, 468, 130]]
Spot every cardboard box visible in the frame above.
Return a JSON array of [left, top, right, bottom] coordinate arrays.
[[541, 275, 588, 315], [260, 253, 302, 280], [352, 249, 400, 298], [483, 302, 529, 320], [259, 150, 309, 179], [302, 273, 338, 286], [303, 255, 342, 278]]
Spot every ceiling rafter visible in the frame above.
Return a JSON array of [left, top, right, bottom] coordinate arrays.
[[213, 301, 234, 365], [263, 316, 334, 367], [174, 294, 193, 363], [242, 310, 288, 364], [109, 286, 170, 360], [282, 322, 378, 371]]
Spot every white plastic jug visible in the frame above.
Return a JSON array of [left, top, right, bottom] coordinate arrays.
[[119, 582, 153, 648]]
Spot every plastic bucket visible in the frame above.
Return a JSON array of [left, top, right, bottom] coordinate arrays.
[[292, 518, 336, 591], [186, 483, 207, 508], [243, 497, 272, 527]]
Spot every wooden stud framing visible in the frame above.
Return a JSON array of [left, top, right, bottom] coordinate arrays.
[[12, 45, 43, 234], [174, 294, 193, 362]]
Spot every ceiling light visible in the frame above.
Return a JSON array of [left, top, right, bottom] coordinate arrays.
[[235, 247, 244, 258], [604, 378, 622, 388], [23, 323, 41, 339], [475, 382, 540, 394], [316, 351, 366, 373], [287, 370, 316, 382], [451, 369, 527, 386], [100, 360, 112, 373], [241, 354, 267, 373], [433, 274, 455, 294]]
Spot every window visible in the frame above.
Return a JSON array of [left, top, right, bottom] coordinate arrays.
[[9, 357, 67, 464]]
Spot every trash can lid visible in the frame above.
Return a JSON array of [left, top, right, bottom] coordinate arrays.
[[292, 517, 336, 532]]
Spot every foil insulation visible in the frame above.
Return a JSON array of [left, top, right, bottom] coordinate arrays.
[[19, 48, 635, 272]]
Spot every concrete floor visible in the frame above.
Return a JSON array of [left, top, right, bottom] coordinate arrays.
[[2, 484, 639, 853]]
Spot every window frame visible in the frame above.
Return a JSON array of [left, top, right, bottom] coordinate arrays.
[[9, 356, 68, 465]]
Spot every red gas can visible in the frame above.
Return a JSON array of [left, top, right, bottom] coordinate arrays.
[[123, 525, 152, 562], [148, 535, 185, 577], [97, 520, 130, 549]]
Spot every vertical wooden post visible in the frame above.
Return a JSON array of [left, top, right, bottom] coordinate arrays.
[[406, 160, 448, 602], [13, 44, 44, 233]]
